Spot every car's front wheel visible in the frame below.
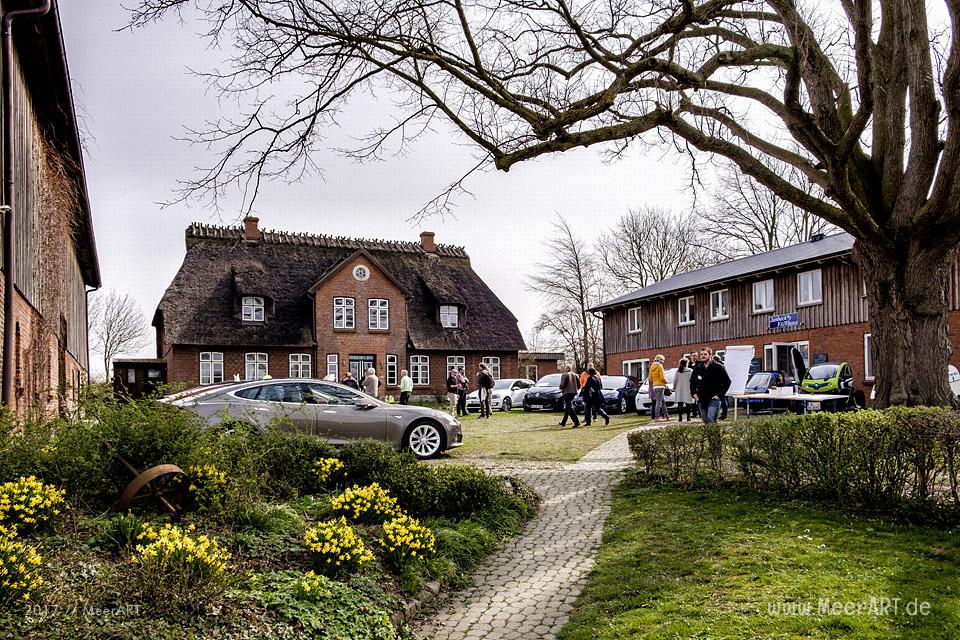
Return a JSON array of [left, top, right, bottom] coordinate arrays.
[[405, 421, 445, 459], [501, 397, 512, 411]]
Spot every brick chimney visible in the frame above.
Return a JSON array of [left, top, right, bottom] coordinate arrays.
[[243, 216, 260, 243], [419, 231, 437, 253]]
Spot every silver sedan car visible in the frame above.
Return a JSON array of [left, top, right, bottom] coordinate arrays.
[[161, 378, 463, 459]]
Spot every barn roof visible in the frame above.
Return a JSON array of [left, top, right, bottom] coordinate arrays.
[[592, 232, 855, 312], [154, 223, 525, 352]]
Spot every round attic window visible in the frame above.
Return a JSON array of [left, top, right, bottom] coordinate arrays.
[[352, 265, 370, 281]]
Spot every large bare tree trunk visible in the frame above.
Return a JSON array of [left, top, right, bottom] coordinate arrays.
[[855, 240, 959, 407]]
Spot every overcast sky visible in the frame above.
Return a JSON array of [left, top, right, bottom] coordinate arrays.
[[58, 2, 694, 377]]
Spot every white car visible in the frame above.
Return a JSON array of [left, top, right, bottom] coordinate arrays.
[[637, 367, 678, 413], [466, 378, 535, 411]]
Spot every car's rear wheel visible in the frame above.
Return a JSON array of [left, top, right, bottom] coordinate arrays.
[[405, 421, 445, 459], [618, 397, 627, 414], [501, 397, 512, 411]]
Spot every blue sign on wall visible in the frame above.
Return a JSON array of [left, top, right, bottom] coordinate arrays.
[[769, 312, 800, 330]]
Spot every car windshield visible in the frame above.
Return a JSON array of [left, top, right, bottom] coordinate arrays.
[[807, 365, 839, 380], [535, 374, 562, 387], [493, 380, 513, 390], [601, 376, 628, 390], [747, 373, 771, 388]]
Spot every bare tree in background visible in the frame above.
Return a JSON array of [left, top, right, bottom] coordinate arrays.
[[130, 1, 960, 406], [599, 207, 722, 294], [698, 161, 836, 258], [89, 290, 149, 380], [528, 218, 605, 371]]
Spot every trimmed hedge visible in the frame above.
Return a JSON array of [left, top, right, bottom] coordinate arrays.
[[628, 408, 960, 519]]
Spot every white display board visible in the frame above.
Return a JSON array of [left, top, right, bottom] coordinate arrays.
[[724, 345, 756, 396]]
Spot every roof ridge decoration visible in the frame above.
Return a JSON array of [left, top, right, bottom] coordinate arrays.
[[186, 221, 469, 257]]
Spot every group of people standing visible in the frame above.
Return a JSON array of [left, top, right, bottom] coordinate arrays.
[[557, 362, 610, 429], [649, 346, 731, 424], [340, 368, 381, 397]]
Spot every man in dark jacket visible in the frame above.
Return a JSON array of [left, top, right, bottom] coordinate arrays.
[[558, 364, 580, 428], [689, 350, 707, 419], [693, 347, 731, 424]]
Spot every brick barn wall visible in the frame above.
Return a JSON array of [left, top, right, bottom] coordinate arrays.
[[606, 310, 960, 404]]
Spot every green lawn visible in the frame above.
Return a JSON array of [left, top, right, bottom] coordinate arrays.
[[444, 409, 650, 463], [560, 475, 960, 640]]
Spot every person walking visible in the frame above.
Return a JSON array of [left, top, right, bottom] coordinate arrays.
[[693, 347, 731, 424], [579, 362, 600, 422], [649, 355, 669, 422], [456, 368, 469, 416], [362, 367, 380, 398], [689, 349, 707, 420], [445, 368, 459, 415], [558, 364, 581, 428], [476, 363, 494, 418], [673, 358, 695, 421], [582, 367, 610, 426], [713, 354, 729, 420], [341, 371, 360, 390], [398, 369, 413, 405]]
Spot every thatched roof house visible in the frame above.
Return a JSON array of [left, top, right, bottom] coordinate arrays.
[[154, 218, 525, 395]]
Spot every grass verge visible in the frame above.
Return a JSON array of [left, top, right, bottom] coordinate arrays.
[[559, 474, 960, 640]]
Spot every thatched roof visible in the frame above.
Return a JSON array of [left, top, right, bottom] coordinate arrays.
[[154, 223, 525, 352]]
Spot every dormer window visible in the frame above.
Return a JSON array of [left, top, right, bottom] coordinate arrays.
[[242, 296, 265, 322], [440, 304, 459, 328]]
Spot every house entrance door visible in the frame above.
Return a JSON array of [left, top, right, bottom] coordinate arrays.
[[349, 355, 376, 381]]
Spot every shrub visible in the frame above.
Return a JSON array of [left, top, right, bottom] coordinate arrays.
[[632, 408, 960, 520], [0, 476, 65, 531], [303, 516, 374, 577], [336, 440, 408, 485], [380, 514, 436, 569], [431, 465, 507, 517], [330, 484, 403, 524], [132, 523, 231, 612], [0, 528, 43, 604]]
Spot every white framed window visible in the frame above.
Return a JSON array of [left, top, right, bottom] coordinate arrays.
[[524, 364, 539, 380], [242, 296, 265, 322], [678, 296, 695, 326], [410, 355, 430, 385], [326, 354, 338, 379], [368, 298, 389, 330], [627, 307, 642, 333], [199, 352, 224, 385], [446, 355, 466, 376], [482, 356, 501, 380], [333, 297, 355, 329], [245, 352, 268, 380], [289, 353, 312, 378], [753, 279, 775, 313], [710, 289, 729, 320], [386, 354, 398, 386], [763, 345, 775, 370], [798, 269, 823, 306], [623, 359, 650, 381], [864, 334, 874, 380], [796, 341, 810, 366], [126, 369, 136, 384], [440, 305, 459, 328]]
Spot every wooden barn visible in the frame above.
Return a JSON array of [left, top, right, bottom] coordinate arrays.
[[0, 1, 100, 414]]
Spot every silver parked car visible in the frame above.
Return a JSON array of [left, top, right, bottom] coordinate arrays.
[[465, 378, 535, 412], [161, 378, 463, 459]]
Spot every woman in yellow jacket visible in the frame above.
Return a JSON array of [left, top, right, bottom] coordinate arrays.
[[649, 354, 669, 422]]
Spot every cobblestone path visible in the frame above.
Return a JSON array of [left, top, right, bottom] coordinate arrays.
[[414, 428, 641, 640]]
